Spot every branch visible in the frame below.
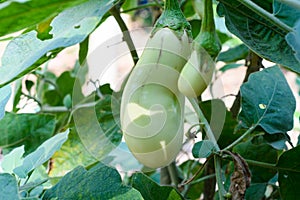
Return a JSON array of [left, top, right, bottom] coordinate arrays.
[[110, 6, 139, 64]]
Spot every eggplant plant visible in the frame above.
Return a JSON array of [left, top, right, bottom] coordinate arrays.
[[0, 0, 299, 200]]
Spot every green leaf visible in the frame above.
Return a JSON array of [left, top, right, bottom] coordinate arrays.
[[12, 80, 22, 112], [13, 129, 69, 178], [277, 146, 300, 200], [178, 160, 204, 199], [192, 140, 215, 158], [0, 173, 20, 200], [43, 90, 62, 106], [0, 0, 86, 37], [25, 80, 34, 93], [233, 136, 278, 183], [217, 44, 249, 63], [238, 66, 296, 134], [44, 163, 143, 200], [49, 128, 96, 177], [219, 63, 243, 72], [182, 0, 196, 18], [73, 94, 122, 160], [131, 172, 184, 200], [0, 0, 117, 87], [263, 132, 288, 150], [1, 145, 25, 174], [286, 20, 300, 63], [79, 36, 89, 65], [217, 0, 300, 73], [199, 99, 240, 149], [273, 0, 300, 27], [56, 71, 76, 98], [0, 85, 11, 120], [245, 183, 267, 200], [0, 113, 56, 154]]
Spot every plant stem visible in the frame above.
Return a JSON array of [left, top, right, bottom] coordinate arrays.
[[110, 6, 139, 64], [188, 97, 227, 198], [160, 167, 171, 185], [188, 97, 220, 151], [190, 173, 216, 185], [167, 162, 180, 186], [214, 155, 226, 200], [200, 0, 215, 34], [245, 159, 276, 169], [234, 0, 293, 33], [223, 125, 256, 150]]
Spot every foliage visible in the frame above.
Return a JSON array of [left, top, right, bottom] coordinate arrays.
[[0, 0, 299, 199]]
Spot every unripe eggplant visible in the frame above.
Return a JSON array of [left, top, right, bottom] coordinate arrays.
[[120, 0, 192, 168]]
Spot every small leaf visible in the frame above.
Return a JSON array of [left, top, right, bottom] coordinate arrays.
[[226, 151, 251, 200], [1, 145, 25, 174], [0, 85, 11, 120], [63, 94, 72, 109], [192, 140, 215, 158], [25, 80, 34, 93], [238, 66, 296, 134], [217, 44, 249, 63], [12, 80, 22, 112], [44, 163, 143, 199], [277, 146, 300, 200], [219, 63, 243, 72], [0, 173, 20, 200], [0, 113, 56, 154], [13, 130, 69, 178], [131, 172, 184, 200]]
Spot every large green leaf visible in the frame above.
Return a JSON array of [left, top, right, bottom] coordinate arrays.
[[131, 172, 184, 200], [44, 163, 143, 200], [13, 130, 69, 178], [0, 0, 117, 87], [217, 0, 300, 73], [277, 146, 300, 200], [238, 66, 295, 134], [0, 0, 86, 37], [0, 113, 56, 154], [0, 85, 11, 120], [233, 136, 278, 183], [0, 173, 20, 200], [49, 128, 96, 177]]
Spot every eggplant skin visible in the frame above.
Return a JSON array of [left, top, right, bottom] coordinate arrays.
[[178, 47, 215, 98], [121, 28, 191, 168]]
